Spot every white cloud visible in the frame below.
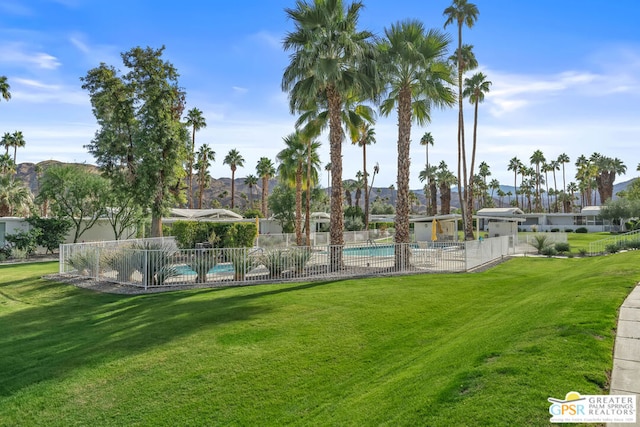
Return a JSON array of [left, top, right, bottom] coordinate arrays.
[[0, 42, 61, 69], [249, 31, 281, 50], [232, 86, 249, 94]]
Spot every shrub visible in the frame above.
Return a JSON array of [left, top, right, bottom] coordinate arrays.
[[226, 248, 258, 281], [575, 227, 588, 233], [26, 216, 72, 253], [626, 240, 640, 250], [540, 246, 557, 257], [530, 235, 552, 254], [605, 243, 621, 254], [130, 242, 179, 286], [67, 249, 100, 276], [5, 229, 42, 258], [103, 248, 138, 282], [564, 228, 574, 233], [289, 247, 311, 273], [578, 248, 588, 257], [344, 216, 364, 231], [260, 249, 291, 278], [554, 242, 571, 254], [550, 228, 560, 233], [0, 243, 11, 261], [169, 221, 257, 249]]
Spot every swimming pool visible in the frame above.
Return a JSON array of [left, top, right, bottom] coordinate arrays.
[[175, 263, 235, 275], [342, 244, 418, 257]]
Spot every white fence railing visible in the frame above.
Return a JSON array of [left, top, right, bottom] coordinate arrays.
[[59, 235, 513, 290], [588, 229, 640, 255], [255, 230, 398, 248]]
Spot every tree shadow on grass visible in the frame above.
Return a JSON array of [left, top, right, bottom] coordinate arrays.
[[0, 278, 335, 398]]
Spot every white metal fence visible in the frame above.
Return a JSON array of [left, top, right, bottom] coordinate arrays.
[[588, 229, 640, 255], [59, 235, 514, 290]]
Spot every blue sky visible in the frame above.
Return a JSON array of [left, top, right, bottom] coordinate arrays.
[[2, 0, 640, 190]]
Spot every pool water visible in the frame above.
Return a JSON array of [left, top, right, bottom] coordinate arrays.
[[175, 263, 235, 275], [343, 244, 417, 257]]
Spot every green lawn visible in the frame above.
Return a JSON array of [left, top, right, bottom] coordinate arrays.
[[1, 256, 638, 426]]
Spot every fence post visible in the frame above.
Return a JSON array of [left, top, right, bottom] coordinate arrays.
[[144, 250, 148, 290]]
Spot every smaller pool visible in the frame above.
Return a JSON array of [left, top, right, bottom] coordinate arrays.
[[175, 263, 235, 276]]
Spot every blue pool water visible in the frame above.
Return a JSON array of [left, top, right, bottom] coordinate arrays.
[[175, 263, 235, 275], [342, 244, 417, 257]]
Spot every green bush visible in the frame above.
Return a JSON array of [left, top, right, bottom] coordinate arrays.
[[0, 243, 11, 261], [564, 228, 574, 233], [5, 229, 41, 258], [26, 216, 72, 253], [130, 242, 179, 286], [541, 246, 558, 257], [554, 242, 570, 254], [102, 248, 137, 282], [578, 248, 588, 257], [168, 221, 257, 249], [550, 228, 560, 233], [605, 243, 621, 254], [626, 240, 640, 250], [67, 249, 100, 276], [575, 227, 588, 233]]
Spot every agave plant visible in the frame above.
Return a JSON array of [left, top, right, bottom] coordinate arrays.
[[226, 248, 258, 281], [102, 248, 137, 282], [66, 249, 100, 277], [130, 241, 179, 287]]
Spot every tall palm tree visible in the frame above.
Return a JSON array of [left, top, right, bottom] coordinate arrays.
[[1, 132, 13, 156], [256, 157, 276, 217], [194, 144, 214, 209], [277, 131, 321, 246], [0, 76, 10, 102], [351, 122, 376, 231], [463, 72, 491, 217], [530, 150, 545, 212], [283, 0, 378, 270], [223, 149, 244, 209], [10, 131, 25, 165], [436, 161, 457, 215], [448, 43, 477, 72], [444, 0, 479, 238], [0, 153, 15, 175], [507, 157, 522, 208], [420, 132, 435, 214], [419, 164, 438, 215], [244, 174, 258, 208], [557, 153, 570, 208], [185, 108, 207, 209], [378, 20, 455, 267]]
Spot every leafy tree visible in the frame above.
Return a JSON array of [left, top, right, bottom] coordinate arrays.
[[5, 229, 40, 258], [81, 46, 189, 237], [268, 183, 296, 233], [185, 108, 207, 208], [283, 0, 378, 270], [444, 0, 479, 239], [26, 216, 72, 253], [378, 19, 454, 267], [256, 157, 275, 217], [223, 149, 244, 209], [37, 164, 110, 242]]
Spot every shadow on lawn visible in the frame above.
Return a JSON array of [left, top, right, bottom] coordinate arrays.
[[0, 278, 337, 398]]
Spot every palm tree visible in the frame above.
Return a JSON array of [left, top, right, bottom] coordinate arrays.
[[507, 157, 522, 208], [1, 132, 13, 156], [256, 157, 276, 217], [566, 182, 579, 212], [541, 162, 552, 212], [463, 72, 491, 217], [223, 149, 244, 209], [489, 178, 500, 206], [10, 131, 25, 165], [436, 161, 457, 215], [194, 144, 215, 209], [530, 150, 545, 212], [548, 159, 560, 212], [0, 174, 33, 217], [378, 19, 455, 267], [448, 43, 477, 72], [419, 165, 438, 215], [277, 131, 321, 246], [351, 123, 376, 231], [0, 76, 10, 102], [185, 108, 207, 209], [444, 0, 479, 238], [557, 153, 570, 208], [244, 174, 258, 209], [283, 0, 378, 270], [420, 132, 435, 214]]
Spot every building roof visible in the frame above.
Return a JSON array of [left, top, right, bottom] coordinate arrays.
[[476, 207, 525, 216], [168, 208, 243, 220], [581, 206, 601, 215]]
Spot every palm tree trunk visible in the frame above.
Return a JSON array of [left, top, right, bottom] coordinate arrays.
[[465, 100, 479, 240], [295, 167, 303, 246], [327, 87, 344, 271], [363, 144, 369, 232], [305, 141, 312, 246], [188, 130, 195, 209], [230, 170, 236, 209], [262, 177, 268, 217], [395, 86, 412, 270]]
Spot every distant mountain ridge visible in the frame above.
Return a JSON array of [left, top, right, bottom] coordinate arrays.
[[13, 162, 636, 211]]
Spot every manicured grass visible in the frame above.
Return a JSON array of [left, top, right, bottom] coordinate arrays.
[[1, 256, 638, 425], [566, 231, 615, 251]]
